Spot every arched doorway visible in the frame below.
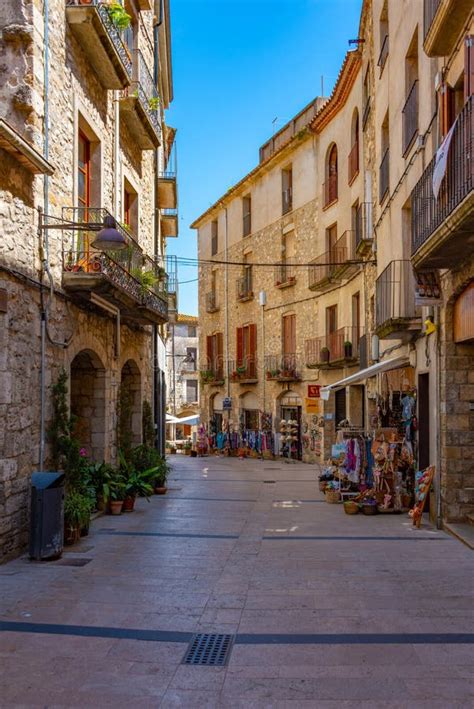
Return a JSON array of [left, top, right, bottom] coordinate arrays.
[[70, 350, 106, 461], [210, 392, 224, 435], [277, 390, 303, 460], [239, 390, 259, 431], [118, 359, 142, 454]]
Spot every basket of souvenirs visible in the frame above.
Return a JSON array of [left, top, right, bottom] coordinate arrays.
[[324, 481, 341, 504], [343, 500, 359, 515]]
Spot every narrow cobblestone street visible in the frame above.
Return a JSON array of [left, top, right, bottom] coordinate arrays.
[[1, 454, 473, 707]]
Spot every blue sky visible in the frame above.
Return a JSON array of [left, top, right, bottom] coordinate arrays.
[[166, 0, 363, 315]]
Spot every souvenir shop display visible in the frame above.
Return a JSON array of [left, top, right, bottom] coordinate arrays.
[[197, 424, 208, 456], [279, 419, 299, 460], [208, 413, 275, 458], [324, 480, 340, 503], [409, 466, 435, 527]]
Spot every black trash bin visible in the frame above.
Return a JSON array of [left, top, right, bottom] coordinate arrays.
[[29, 472, 65, 560]]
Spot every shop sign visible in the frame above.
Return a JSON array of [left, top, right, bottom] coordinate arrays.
[[414, 269, 442, 306], [324, 413, 334, 420], [305, 398, 322, 414], [222, 397, 232, 410], [307, 385, 320, 398]]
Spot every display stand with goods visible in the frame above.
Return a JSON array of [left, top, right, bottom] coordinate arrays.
[[279, 419, 299, 460], [409, 466, 435, 527]]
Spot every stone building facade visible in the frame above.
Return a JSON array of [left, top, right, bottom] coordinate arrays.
[[0, 0, 177, 562], [165, 313, 199, 439], [194, 0, 474, 530]]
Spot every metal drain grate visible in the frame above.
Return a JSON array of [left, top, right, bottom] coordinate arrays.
[[263, 480, 276, 484], [55, 558, 92, 567], [182, 633, 234, 666]]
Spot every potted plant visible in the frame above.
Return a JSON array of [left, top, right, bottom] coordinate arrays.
[[106, 2, 132, 30], [344, 341, 353, 358], [108, 470, 126, 515], [123, 469, 154, 511], [148, 96, 160, 111], [64, 491, 91, 545], [320, 347, 330, 364], [183, 440, 192, 456], [236, 364, 247, 377]]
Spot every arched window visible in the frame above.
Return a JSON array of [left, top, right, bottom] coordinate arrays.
[[324, 144, 338, 207], [349, 109, 359, 183]]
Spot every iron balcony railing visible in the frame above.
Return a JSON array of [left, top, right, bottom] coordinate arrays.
[[332, 230, 357, 276], [282, 187, 293, 215], [402, 80, 418, 154], [308, 251, 334, 289], [379, 147, 390, 203], [323, 174, 338, 207], [423, 0, 442, 40], [159, 170, 176, 180], [61, 207, 168, 316], [228, 356, 258, 381], [200, 357, 224, 383], [236, 271, 253, 301], [66, 1, 133, 79], [377, 34, 389, 74], [412, 95, 473, 255], [205, 291, 219, 313], [264, 354, 301, 381], [130, 48, 161, 139], [305, 326, 362, 367], [275, 262, 296, 287], [348, 140, 359, 183], [356, 202, 373, 250], [375, 260, 418, 328]]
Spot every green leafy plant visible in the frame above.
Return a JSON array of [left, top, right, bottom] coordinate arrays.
[[148, 96, 160, 111], [183, 440, 192, 450], [106, 2, 131, 31], [344, 341, 352, 347], [125, 469, 155, 500], [131, 268, 159, 295], [64, 490, 92, 528], [108, 469, 126, 501], [131, 444, 162, 472]]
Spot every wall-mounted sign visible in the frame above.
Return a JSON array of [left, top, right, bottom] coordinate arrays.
[[307, 385, 321, 398], [324, 413, 334, 420], [222, 397, 232, 410], [414, 269, 442, 306], [305, 398, 322, 414]]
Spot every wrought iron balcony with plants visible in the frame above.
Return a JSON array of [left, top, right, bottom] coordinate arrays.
[[265, 354, 301, 382], [236, 272, 253, 302], [229, 356, 258, 383], [323, 174, 338, 208], [355, 201, 373, 255], [65, 1, 132, 89], [275, 262, 296, 288], [120, 49, 161, 149], [61, 207, 168, 324], [411, 95, 473, 267], [402, 80, 418, 155], [205, 291, 219, 313], [199, 358, 225, 385], [375, 259, 420, 340], [305, 326, 362, 369]]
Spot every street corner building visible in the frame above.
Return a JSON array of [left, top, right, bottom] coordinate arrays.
[[0, 0, 179, 562], [192, 0, 474, 534]]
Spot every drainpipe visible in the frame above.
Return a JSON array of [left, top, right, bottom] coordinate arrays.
[[435, 307, 442, 528], [114, 92, 120, 217], [223, 205, 229, 402], [152, 16, 161, 452]]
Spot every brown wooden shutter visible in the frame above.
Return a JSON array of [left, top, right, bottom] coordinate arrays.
[[249, 323, 257, 376], [283, 315, 296, 356], [440, 83, 455, 137], [206, 335, 213, 370], [465, 35, 474, 100], [216, 332, 223, 378], [236, 327, 243, 367]]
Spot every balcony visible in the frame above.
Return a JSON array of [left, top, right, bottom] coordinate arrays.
[[411, 96, 474, 268], [236, 273, 254, 302], [332, 230, 358, 280], [305, 327, 362, 369], [348, 141, 359, 184], [166, 256, 178, 315], [323, 174, 338, 208], [275, 263, 296, 289], [379, 148, 389, 203], [61, 207, 168, 325], [265, 355, 301, 382], [229, 356, 258, 384], [375, 260, 421, 340], [161, 208, 178, 238], [377, 34, 389, 75], [205, 291, 219, 313], [120, 49, 161, 149], [356, 202, 373, 255], [308, 252, 335, 291], [402, 81, 418, 155], [423, 0, 473, 57], [158, 171, 177, 209], [66, 1, 132, 89], [200, 361, 224, 386]]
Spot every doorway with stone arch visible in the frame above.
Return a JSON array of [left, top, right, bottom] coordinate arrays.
[[118, 359, 142, 455], [70, 349, 106, 462]]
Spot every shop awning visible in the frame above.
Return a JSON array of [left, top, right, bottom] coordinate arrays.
[[166, 414, 200, 425], [320, 355, 410, 399]]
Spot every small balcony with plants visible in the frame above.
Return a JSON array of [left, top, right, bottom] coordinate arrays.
[[205, 291, 219, 313], [375, 260, 421, 341], [423, 0, 472, 57], [120, 49, 161, 149], [61, 207, 168, 325], [236, 272, 254, 302], [355, 202, 373, 255], [411, 95, 474, 268], [199, 359, 225, 386], [265, 354, 301, 382], [305, 326, 362, 370], [274, 262, 296, 289], [65, 1, 132, 89], [229, 356, 258, 384]]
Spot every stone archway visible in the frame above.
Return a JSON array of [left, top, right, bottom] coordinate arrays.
[[118, 359, 142, 452], [70, 349, 106, 461]]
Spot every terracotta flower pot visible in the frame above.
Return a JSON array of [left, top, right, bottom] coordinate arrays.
[[122, 495, 135, 512], [110, 500, 124, 515], [154, 486, 167, 495]]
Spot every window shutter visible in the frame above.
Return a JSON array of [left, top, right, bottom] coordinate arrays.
[[206, 335, 213, 369], [465, 35, 474, 101], [249, 323, 257, 376], [236, 327, 243, 367], [440, 83, 454, 137]]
